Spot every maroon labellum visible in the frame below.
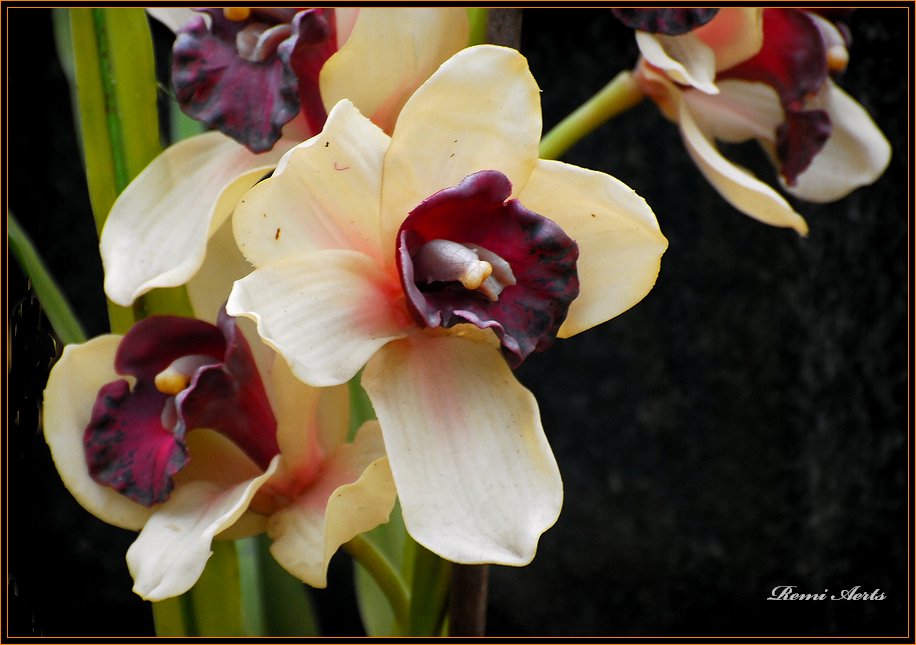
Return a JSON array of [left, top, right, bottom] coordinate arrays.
[[84, 310, 278, 507], [397, 170, 579, 368]]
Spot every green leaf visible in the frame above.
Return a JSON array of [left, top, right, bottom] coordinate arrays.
[[353, 502, 409, 635], [8, 211, 86, 346], [237, 535, 320, 636], [406, 539, 451, 636], [187, 540, 245, 636]]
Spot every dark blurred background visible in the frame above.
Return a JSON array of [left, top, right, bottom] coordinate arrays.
[[6, 7, 910, 638]]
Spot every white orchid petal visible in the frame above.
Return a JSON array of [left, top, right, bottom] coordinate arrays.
[[43, 336, 152, 530], [787, 82, 892, 203], [636, 31, 718, 94], [684, 80, 784, 144], [362, 332, 562, 565], [127, 455, 279, 601], [185, 217, 253, 323], [233, 101, 390, 268], [101, 132, 289, 306], [320, 8, 469, 134], [519, 160, 668, 337], [227, 250, 408, 388], [146, 8, 199, 33], [268, 422, 395, 588], [678, 94, 809, 234]]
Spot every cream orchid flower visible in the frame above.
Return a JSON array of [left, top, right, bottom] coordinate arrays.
[[226, 45, 668, 565], [629, 8, 891, 234], [43, 310, 396, 600], [101, 7, 469, 308]]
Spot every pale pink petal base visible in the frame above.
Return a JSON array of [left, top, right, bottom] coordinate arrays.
[[227, 250, 408, 387], [267, 421, 396, 587], [362, 330, 562, 565]]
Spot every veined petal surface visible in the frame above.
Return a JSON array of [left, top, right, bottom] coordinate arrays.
[[227, 250, 408, 387], [268, 422, 395, 587], [381, 45, 541, 250], [43, 336, 152, 530], [320, 8, 469, 134], [787, 82, 892, 203], [362, 331, 562, 565], [519, 160, 668, 338], [234, 101, 390, 268], [101, 132, 288, 306]]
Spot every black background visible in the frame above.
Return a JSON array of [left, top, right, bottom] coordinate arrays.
[[6, 7, 912, 638]]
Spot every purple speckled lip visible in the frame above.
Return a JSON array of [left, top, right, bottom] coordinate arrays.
[[721, 9, 834, 185], [397, 170, 580, 369], [612, 8, 719, 36], [84, 310, 278, 507], [172, 8, 337, 153]]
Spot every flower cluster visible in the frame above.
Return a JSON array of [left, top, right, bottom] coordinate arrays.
[[38, 6, 889, 627], [44, 10, 666, 601], [624, 7, 890, 233]]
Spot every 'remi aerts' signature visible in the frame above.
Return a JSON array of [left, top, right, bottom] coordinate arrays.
[[768, 585, 886, 600]]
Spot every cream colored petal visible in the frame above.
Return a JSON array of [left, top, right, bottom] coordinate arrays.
[[268, 421, 395, 588], [186, 217, 253, 323], [381, 45, 541, 250], [127, 454, 280, 600], [519, 160, 668, 338], [226, 250, 409, 388], [787, 82, 892, 203], [636, 31, 718, 94], [694, 8, 764, 72], [271, 354, 350, 473], [42, 336, 152, 531], [684, 80, 783, 144], [146, 8, 198, 33], [233, 101, 390, 268], [334, 7, 360, 46], [101, 132, 289, 306], [320, 8, 469, 134], [362, 331, 563, 565], [678, 96, 809, 234]]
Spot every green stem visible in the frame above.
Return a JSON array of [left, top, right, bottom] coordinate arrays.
[[406, 539, 452, 636], [539, 70, 645, 161], [90, 8, 129, 192], [466, 8, 488, 46], [344, 534, 410, 632], [7, 211, 86, 345]]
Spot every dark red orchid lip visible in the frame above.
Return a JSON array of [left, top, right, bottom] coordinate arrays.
[[84, 310, 278, 507], [396, 170, 579, 369], [171, 8, 336, 153], [720, 8, 833, 185], [612, 8, 719, 36]]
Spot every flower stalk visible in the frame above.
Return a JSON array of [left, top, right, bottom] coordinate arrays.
[[539, 70, 645, 161]]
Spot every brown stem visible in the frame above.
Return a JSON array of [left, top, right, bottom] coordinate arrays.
[[448, 564, 490, 636], [486, 8, 523, 49]]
